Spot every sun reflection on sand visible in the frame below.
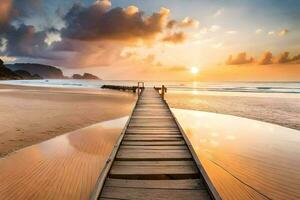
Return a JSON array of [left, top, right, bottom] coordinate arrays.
[[0, 117, 128, 200], [173, 108, 300, 200]]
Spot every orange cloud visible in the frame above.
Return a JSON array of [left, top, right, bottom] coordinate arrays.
[[276, 52, 300, 63], [167, 17, 199, 29], [258, 51, 273, 65], [161, 32, 187, 44], [62, 3, 171, 43], [226, 52, 254, 65], [0, 0, 12, 28], [278, 29, 288, 36], [226, 51, 300, 66]]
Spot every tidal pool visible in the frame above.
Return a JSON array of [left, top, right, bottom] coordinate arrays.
[[0, 117, 128, 200], [172, 108, 300, 200]]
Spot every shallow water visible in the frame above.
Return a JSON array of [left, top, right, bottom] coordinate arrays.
[[1, 79, 300, 94], [172, 109, 300, 200], [0, 117, 128, 200]]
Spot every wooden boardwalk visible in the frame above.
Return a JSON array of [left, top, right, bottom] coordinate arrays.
[[92, 88, 219, 200]]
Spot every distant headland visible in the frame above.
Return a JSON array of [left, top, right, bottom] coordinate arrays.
[[0, 59, 100, 80]]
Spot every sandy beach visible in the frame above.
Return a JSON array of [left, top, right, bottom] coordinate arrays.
[[166, 91, 300, 131], [0, 84, 136, 157]]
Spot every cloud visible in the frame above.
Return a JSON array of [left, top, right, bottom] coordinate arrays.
[[4, 24, 55, 59], [0, 0, 57, 59], [143, 54, 156, 64], [209, 25, 221, 32], [166, 20, 177, 29], [212, 43, 223, 49], [226, 30, 237, 34], [0, 0, 41, 31], [95, 0, 111, 10], [179, 17, 199, 28], [0, 0, 12, 29], [0, 0, 193, 68], [62, 2, 170, 43], [258, 51, 273, 65], [276, 52, 290, 63], [255, 29, 263, 34], [161, 32, 187, 44], [118, 50, 187, 74], [167, 17, 199, 29], [45, 32, 61, 46], [0, 38, 7, 52], [213, 8, 224, 18], [268, 29, 289, 37], [226, 51, 300, 66], [0, 55, 16, 62], [226, 52, 254, 65], [276, 52, 300, 63], [124, 5, 139, 15], [278, 29, 288, 36], [268, 31, 275, 35]]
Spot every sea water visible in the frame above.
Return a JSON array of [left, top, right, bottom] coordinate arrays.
[[1, 79, 300, 94]]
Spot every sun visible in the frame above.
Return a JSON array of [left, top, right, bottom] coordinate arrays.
[[190, 67, 199, 74]]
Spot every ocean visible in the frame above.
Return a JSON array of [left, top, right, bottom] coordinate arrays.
[[1, 79, 300, 94]]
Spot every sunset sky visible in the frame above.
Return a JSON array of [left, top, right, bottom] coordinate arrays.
[[0, 0, 300, 81]]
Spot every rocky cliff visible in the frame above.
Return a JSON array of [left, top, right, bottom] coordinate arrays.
[[72, 73, 100, 80], [6, 63, 64, 79]]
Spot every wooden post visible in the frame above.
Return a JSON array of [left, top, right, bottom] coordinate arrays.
[[137, 82, 144, 97], [161, 85, 165, 100]]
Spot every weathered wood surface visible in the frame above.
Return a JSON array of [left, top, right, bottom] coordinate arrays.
[[95, 88, 215, 200]]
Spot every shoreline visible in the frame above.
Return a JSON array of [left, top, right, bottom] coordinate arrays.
[[0, 84, 136, 157], [1, 82, 299, 157], [166, 91, 300, 131]]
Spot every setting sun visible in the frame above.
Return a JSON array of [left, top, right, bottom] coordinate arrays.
[[190, 67, 199, 74]]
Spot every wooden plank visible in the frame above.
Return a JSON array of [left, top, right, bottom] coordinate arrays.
[[120, 146, 188, 150], [116, 149, 192, 161], [131, 116, 174, 119], [129, 122, 175, 125], [126, 131, 180, 134], [127, 128, 179, 130], [126, 130, 180, 133], [127, 126, 178, 129], [128, 125, 178, 128], [105, 178, 206, 190], [118, 149, 190, 153], [126, 132, 181, 135], [101, 187, 211, 200], [123, 136, 182, 140], [122, 141, 186, 146], [113, 160, 194, 166], [129, 122, 176, 125], [130, 121, 175, 123], [127, 128, 179, 131], [124, 135, 183, 138], [109, 165, 198, 176], [123, 137, 182, 141]]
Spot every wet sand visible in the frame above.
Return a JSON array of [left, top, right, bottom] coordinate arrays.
[[166, 91, 300, 130], [0, 84, 136, 157], [173, 109, 300, 200], [0, 117, 128, 200]]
